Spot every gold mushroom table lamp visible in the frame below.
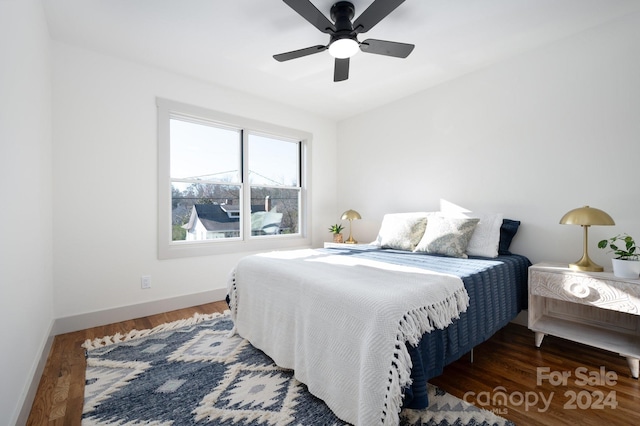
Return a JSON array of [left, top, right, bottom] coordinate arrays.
[[560, 205, 615, 271], [341, 209, 362, 244]]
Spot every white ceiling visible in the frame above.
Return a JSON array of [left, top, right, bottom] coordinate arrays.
[[42, 0, 640, 121]]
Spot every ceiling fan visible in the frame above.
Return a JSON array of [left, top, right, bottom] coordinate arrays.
[[273, 0, 415, 82]]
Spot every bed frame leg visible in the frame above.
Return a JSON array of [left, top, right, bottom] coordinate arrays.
[[470, 348, 474, 363]]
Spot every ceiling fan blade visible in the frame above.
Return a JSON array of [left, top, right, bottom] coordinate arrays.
[[334, 58, 350, 82], [283, 0, 336, 34], [359, 39, 414, 58], [273, 45, 327, 62], [352, 0, 405, 34]]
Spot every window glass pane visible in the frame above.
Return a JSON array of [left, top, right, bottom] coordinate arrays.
[[171, 182, 241, 241], [248, 134, 299, 187], [170, 118, 240, 183], [250, 186, 300, 236]]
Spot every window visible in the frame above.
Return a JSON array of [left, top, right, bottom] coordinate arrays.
[[157, 98, 310, 258]]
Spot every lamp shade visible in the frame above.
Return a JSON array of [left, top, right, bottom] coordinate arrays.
[[560, 205, 615, 272], [341, 209, 362, 221], [559, 206, 615, 226]]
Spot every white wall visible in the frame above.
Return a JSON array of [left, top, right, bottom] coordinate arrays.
[[51, 42, 338, 320], [0, 0, 53, 424], [337, 12, 640, 267]]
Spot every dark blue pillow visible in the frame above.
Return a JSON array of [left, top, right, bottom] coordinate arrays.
[[499, 219, 520, 255]]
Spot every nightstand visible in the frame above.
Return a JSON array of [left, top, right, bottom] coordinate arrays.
[[323, 242, 378, 250], [324, 242, 352, 248], [529, 262, 640, 378]]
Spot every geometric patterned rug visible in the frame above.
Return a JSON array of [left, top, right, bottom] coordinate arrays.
[[82, 312, 514, 426]]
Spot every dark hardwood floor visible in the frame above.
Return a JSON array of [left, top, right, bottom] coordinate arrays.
[[429, 324, 640, 425], [27, 301, 639, 425]]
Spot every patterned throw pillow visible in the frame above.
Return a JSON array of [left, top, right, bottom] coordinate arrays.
[[375, 212, 432, 251], [413, 215, 480, 258]]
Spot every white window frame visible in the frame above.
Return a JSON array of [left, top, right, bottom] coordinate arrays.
[[157, 98, 311, 259]]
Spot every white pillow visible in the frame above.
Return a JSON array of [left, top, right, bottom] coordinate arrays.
[[374, 212, 433, 251], [413, 215, 480, 258], [465, 212, 504, 258]]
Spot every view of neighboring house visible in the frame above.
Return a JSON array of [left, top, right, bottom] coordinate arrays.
[[182, 203, 283, 240]]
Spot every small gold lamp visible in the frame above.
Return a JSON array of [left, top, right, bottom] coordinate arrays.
[[560, 205, 615, 271], [340, 209, 362, 244]]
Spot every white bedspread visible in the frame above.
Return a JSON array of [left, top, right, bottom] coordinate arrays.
[[227, 248, 469, 426]]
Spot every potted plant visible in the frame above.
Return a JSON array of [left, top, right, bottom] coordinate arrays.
[[598, 234, 640, 278], [329, 223, 344, 243]]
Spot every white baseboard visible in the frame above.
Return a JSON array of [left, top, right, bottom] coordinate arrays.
[[15, 325, 55, 426], [51, 288, 227, 336]]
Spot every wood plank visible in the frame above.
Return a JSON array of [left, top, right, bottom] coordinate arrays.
[[431, 323, 640, 426]]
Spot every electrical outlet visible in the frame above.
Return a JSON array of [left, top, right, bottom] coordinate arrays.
[[141, 275, 151, 289]]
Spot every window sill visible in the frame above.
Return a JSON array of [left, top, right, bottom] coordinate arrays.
[[158, 234, 311, 259]]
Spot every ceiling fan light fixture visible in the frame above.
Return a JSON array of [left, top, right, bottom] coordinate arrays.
[[274, 0, 414, 81], [329, 38, 359, 59]]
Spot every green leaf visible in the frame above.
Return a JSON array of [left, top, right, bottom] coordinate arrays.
[[598, 233, 637, 258], [328, 223, 344, 233]]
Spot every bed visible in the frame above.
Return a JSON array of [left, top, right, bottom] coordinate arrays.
[[227, 212, 529, 426]]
